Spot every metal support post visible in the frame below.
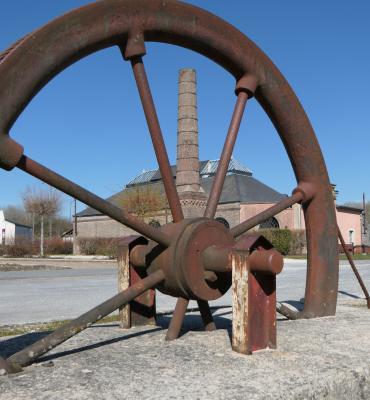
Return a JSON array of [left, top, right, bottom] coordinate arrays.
[[232, 247, 278, 354], [232, 250, 250, 354], [117, 236, 157, 328]]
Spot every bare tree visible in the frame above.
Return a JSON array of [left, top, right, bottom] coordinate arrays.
[[22, 187, 62, 256], [119, 185, 168, 222], [23, 199, 35, 241]]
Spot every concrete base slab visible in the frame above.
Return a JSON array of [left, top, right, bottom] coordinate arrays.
[[0, 299, 369, 399]]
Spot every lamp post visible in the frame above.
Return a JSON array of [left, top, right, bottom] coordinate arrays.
[[72, 198, 77, 254]]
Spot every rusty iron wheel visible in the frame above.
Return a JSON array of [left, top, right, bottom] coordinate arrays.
[[0, 0, 338, 366]]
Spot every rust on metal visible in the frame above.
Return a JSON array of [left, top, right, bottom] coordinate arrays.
[[0, 0, 339, 318], [117, 236, 157, 328], [231, 190, 304, 238], [231, 236, 281, 354], [129, 266, 157, 326], [248, 269, 277, 352], [204, 90, 249, 219], [165, 297, 216, 341], [204, 72, 260, 220], [0, 0, 342, 372], [117, 243, 131, 328], [165, 297, 189, 341], [129, 55, 184, 223], [248, 248, 284, 275], [0, 357, 22, 375], [276, 301, 300, 320], [0, 135, 23, 171], [197, 300, 217, 331], [201, 242, 283, 275], [232, 251, 250, 354], [16, 155, 172, 247]]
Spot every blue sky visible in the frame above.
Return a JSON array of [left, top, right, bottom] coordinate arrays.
[[1, 1, 369, 216]]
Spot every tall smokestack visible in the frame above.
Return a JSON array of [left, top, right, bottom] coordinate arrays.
[[176, 68, 206, 218], [176, 69, 203, 193]]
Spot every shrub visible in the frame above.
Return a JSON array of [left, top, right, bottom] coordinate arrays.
[[45, 238, 73, 255], [78, 238, 120, 258], [289, 230, 306, 255], [78, 238, 97, 255], [4, 239, 37, 257], [97, 239, 120, 258], [0, 238, 73, 257], [258, 228, 292, 255]]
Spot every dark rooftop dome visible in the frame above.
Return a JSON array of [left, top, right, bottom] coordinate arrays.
[[77, 158, 286, 218], [126, 158, 252, 187]]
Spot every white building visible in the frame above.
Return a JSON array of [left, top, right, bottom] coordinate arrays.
[[0, 210, 32, 245]]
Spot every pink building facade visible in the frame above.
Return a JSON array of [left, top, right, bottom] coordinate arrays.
[[241, 202, 362, 246]]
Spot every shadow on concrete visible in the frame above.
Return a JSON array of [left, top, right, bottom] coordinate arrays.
[[37, 327, 164, 363], [0, 313, 233, 364], [211, 310, 232, 318], [158, 314, 231, 329], [157, 313, 232, 341], [0, 331, 51, 359]]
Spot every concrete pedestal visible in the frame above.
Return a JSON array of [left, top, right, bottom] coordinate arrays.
[[0, 299, 369, 399]]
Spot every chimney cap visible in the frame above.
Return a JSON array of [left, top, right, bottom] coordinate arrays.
[[178, 68, 197, 82]]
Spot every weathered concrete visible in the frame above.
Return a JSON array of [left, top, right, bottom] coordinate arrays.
[[0, 300, 369, 399]]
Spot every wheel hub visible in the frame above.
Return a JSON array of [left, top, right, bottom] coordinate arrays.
[[132, 218, 234, 301]]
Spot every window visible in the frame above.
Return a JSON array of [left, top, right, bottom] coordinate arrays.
[[215, 217, 230, 229], [259, 217, 279, 229], [348, 229, 355, 245], [1, 229, 5, 246], [149, 220, 161, 228]]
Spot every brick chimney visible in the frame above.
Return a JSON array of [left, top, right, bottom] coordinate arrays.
[[176, 69, 207, 218]]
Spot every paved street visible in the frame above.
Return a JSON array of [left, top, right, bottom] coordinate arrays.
[[0, 258, 369, 325]]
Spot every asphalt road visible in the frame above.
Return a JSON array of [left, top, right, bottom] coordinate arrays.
[[0, 258, 369, 325]]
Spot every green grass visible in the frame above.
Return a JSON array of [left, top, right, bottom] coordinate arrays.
[[285, 255, 307, 259], [286, 254, 370, 260], [0, 314, 119, 337], [339, 254, 370, 260]]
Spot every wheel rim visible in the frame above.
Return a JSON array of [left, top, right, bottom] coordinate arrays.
[[0, 0, 338, 317]]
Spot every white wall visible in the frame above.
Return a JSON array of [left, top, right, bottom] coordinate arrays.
[[0, 210, 16, 245]]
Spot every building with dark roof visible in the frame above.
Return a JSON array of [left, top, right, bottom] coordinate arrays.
[[75, 68, 363, 252], [0, 210, 32, 245], [75, 157, 296, 242], [75, 162, 363, 251]]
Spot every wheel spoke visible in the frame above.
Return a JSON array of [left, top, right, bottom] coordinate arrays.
[[338, 227, 370, 307], [0, 357, 22, 374], [197, 300, 216, 331], [165, 297, 189, 341], [7, 269, 164, 368], [16, 155, 171, 247], [130, 56, 184, 222], [276, 302, 299, 320], [231, 191, 303, 238], [204, 92, 248, 219]]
